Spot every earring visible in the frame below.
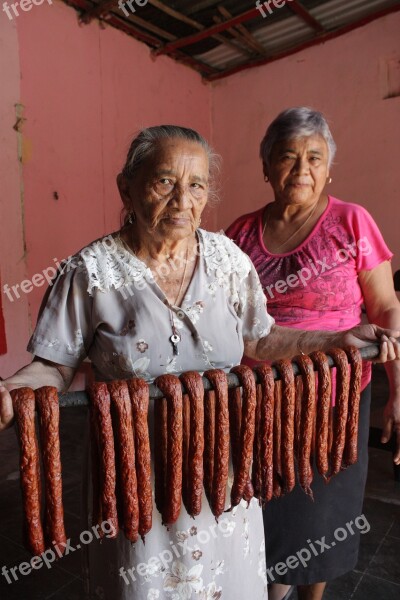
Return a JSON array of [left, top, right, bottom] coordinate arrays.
[[128, 212, 136, 224], [264, 176, 269, 182], [327, 177, 332, 184], [198, 217, 202, 228]]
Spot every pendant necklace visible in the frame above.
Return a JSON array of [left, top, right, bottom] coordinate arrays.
[[168, 243, 189, 356], [262, 198, 320, 252]]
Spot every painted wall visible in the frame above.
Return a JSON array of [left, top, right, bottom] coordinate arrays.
[[211, 13, 400, 272], [0, 19, 31, 376], [0, 1, 210, 377]]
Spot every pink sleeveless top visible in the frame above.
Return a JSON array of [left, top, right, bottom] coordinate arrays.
[[226, 196, 393, 389]]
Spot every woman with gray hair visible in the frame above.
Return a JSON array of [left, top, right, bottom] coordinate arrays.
[[1, 123, 399, 600], [226, 107, 400, 600]]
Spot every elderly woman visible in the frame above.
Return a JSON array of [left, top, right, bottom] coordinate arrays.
[[0, 125, 399, 600], [226, 108, 400, 600]]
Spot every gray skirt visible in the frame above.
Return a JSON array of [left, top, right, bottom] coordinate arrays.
[[263, 384, 371, 585]]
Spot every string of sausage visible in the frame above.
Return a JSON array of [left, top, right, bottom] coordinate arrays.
[[310, 351, 332, 479], [11, 388, 46, 556], [228, 386, 241, 496], [328, 348, 350, 477], [180, 371, 204, 518], [203, 388, 216, 506], [154, 393, 167, 517], [107, 380, 139, 542], [154, 375, 183, 526], [251, 383, 263, 501], [88, 383, 118, 538], [204, 370, 230, 518], [309, 351, 332, 479], [343, 347, 362, 467], [255, 365, 275, 503], [294, 356, 316, 498], [181, 391, 191, 515], [229, 365, 257, 508], [127, 378, 153, 540], [228, 387, 254, 504], [35, 387, 67, 551], [272, 380, 282, 498], [294, 375, 303, 461], [274, 360, 296, 494]]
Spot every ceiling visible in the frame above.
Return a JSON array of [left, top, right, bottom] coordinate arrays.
[[63, 0, 400, 81]]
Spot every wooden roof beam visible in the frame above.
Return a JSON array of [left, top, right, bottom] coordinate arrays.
[[288, 0, 324, 33], [153, 6, 262, 56], [205, 4, 400, 82], [218, 5, 267, 56], [65, 0, 218, 76], [148, 0, 253, 58]]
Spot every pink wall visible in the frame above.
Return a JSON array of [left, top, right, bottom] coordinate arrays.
[[0, 2, 210, 377], [0, 19, 31, 375], [211, 13, 400, 272]]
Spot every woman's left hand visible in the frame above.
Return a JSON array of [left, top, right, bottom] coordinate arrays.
[[381, 391, 400, 464], [341, 324, 400, 362]]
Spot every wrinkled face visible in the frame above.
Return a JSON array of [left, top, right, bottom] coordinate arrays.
[[118, 138, 209, 242], [265, 134, 330, 205]]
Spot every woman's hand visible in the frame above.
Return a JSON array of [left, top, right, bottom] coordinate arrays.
[[381, 391, 400, 464], [340, 324, 400, 362], [0, 385, 14, 431], [0, 359, 76, 433]]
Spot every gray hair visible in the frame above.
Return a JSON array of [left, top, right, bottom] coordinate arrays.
[[260, 107, 337, 171], [121, 125, 220, 204]]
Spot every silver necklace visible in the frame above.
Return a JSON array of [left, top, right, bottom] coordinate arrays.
[[122, 226, 190, 355], [167, 242, 189, 356], [262, 198, 320, 252]]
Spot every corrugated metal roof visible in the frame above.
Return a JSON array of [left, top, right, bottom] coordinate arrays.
[[62, 0, 400, 80], [195, 0, 399, 74]]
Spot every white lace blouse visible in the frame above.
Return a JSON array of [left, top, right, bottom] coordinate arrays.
[[28, 229, 274, 381]]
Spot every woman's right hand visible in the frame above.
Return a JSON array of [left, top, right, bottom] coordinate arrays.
[[340, 324, 400, 362], [0, 385, 14, 431]]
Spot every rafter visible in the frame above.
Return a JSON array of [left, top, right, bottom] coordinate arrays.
[[64, 0, 217, 76], [206, 4, 400, 82], [288, 0, 324, 33], [148, 0, 253, 58], [153, 6, 261, 56], [218, 6, 267, 56]]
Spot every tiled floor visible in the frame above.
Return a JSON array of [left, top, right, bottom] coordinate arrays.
[[0, 366, 399, 600]]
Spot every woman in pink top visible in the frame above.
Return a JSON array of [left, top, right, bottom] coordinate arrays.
[[226, 107, 400, 600]]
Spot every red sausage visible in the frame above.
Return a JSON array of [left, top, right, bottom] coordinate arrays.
[[88, 383, 118, 538], [343, 347, 362, 467], [11, 388, 46, 556], [274, 360, 296, 494], [328, 349, 350, 476], [273, 380, 282, 498], [204, 370, 230, 518], [180, 371, 204, 518], [295, 356, 316, 498], [127, 378, 153, 540], [155, 375, 183, 526], [35, 387, 67, 552], [203, 388, 216, 505], [108, 380, 139, 542], [229, 366, 257, 508], [255, 365, 275, 503], [310, 351, 332, 479]]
